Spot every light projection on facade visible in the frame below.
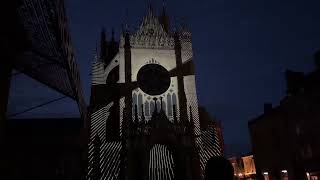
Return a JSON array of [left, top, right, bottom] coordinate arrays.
[[88, 5, 223, 180]]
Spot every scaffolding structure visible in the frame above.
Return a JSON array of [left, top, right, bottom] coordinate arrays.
[[0, 1, 88, 178], [2, 0, 87, 126]]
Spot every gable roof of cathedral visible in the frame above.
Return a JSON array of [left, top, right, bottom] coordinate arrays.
[[120, 5, 174, 49]]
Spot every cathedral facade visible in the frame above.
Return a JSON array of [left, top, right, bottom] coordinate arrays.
[[88, 5, 222, 180]]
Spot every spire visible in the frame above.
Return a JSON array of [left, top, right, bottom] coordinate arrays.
[[144, 0, 155, 19], [121, 8, 130, 34], [100, 28, 107, 60], [107, 28, 118, 63], [124, 31, 131, 48], [162, 0, 166, 7], [161, 0, 166, 16], [123, 8, 130, 33], [159, 0, 170, 33], [148, 0, 153, 12]]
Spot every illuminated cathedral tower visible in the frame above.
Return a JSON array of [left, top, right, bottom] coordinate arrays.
[[88, 5, 223, 180]]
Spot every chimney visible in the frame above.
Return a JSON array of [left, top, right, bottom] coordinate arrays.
[[264, 103, 273, 114]]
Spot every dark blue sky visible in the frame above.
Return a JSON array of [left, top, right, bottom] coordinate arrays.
[[8, 0, 320, 156]]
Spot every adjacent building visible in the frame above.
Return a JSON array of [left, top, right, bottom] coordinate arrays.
[[248, 51, 320, 180], [229, 154, 257, 180]]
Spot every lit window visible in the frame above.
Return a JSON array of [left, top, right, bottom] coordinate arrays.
[[281, 170, 288, 173]]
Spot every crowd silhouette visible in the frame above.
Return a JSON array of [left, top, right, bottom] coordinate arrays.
[[204, 156, 234, 180]]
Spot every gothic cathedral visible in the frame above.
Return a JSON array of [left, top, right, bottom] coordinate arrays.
[[88, 5, 223, 180]]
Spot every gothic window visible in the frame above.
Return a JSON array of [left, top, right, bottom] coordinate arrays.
[[167, 94, 172, 116], [150, 101, 155, 114], [157, 101, 161, 113], [138, 93, 143, 116], [172, 93, 177, 107], [132, 93, 138, 119], [162, 101, 166, 114], [145, 101, 150, 116], [132, 93, 137, 112]]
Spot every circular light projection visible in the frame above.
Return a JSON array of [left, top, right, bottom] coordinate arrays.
[[137, 64, 170, 96]]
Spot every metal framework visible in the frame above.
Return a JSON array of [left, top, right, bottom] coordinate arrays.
[[0, 0, 88, 178], [13, 0, 87, 124]]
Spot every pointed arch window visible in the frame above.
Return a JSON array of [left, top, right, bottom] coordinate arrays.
[[138, 93, 143, 116], [150, 101, 155, 114], [162, 101, 167, 114], [145, 101, 150, 117], [132, 93, 137, 105], [172, 93, 177, 107], [156, 101, 161, 113], [132, 93, 138, 113], [167, 94, 172, 116]]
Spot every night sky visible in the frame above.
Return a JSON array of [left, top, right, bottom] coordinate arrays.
[[8, 0, 320, 156]]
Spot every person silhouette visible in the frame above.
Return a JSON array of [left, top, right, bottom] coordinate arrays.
[[204, 156, 234, 180]]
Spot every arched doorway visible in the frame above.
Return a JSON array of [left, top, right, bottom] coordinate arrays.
[[148, 144, 175, 180]]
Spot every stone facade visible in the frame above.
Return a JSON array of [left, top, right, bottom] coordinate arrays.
[[88, 5, 223, 180]]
